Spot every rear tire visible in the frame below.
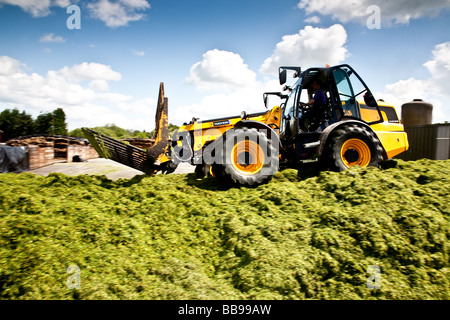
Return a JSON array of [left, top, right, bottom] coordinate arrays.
[[223, 127, 278, 186], [327, 124, 383, 171]]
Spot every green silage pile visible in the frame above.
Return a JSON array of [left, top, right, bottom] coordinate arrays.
[[0, 159, 449, 300]]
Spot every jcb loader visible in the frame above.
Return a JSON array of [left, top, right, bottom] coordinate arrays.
[[83, 64, 409, 186]]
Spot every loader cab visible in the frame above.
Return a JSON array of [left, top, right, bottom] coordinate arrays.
[[279, 64, 383, 140], [280, 67, 331, 139]]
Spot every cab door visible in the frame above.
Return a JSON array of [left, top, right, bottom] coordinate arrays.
[[330, 65, 383, 124]]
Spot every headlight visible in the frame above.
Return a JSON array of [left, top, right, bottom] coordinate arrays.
[[240, 111, 247, 120]]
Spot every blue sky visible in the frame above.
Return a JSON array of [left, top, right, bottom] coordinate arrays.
[[0, 0, 449, 132]]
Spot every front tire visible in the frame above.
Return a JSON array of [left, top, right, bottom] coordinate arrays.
[[223, 127, 279, 186], [327, 124, 383, 171]]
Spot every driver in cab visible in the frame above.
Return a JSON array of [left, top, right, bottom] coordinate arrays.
[[303, 79, 326, 110], [300, 79, 327, 131]]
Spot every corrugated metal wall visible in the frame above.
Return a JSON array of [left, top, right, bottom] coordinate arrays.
[[396, 123, 450, 160]]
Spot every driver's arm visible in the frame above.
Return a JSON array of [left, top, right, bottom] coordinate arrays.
[[303, 99, 315, 107]]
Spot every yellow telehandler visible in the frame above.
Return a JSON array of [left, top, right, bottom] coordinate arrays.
[[83, 64, 409, 186]]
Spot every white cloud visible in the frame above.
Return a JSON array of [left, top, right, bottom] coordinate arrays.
[[115, 97, 157, 116], [186, 49, 257, 91], [423, 42, 450, 96], [376, 42, 450, 123], [132, 50, 145, 56], [56, 62, 122, 82], [298, 0, 450, 26], [0, 0, 70, 17], [0, 56, 158, 131], [304, 16, 320, 24], [170, 84, 276, 126], [39, 33, 66, 43], [376, 78, 446, 123], [376, 78, 429, 110], [173, 48, 282, 124], [119, 0, 150, 8], [0, 55, 22, 75], [54, 0, 70, 6], [89, 79, 110, 91], [87, 0, 151, 28], [259, 24, 348, 74]]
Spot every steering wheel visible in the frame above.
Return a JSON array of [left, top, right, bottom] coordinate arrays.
[[300, 102, 310, 110]]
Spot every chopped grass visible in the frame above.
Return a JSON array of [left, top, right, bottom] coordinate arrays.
[[0, 159, 449, 299]]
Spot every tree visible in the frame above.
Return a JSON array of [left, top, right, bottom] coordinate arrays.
[[69, 124, 180, 140], [0, 108, 35, 142], [148, 123, 179, 139], [0, 107, 67, 141], [52, 108, 67, 135], [35, 108, 67, 135], [168, 123, 179, 137], [35, 112, 53, 135], [69, 128, 85, 138]]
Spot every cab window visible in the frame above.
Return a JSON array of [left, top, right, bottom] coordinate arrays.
[[333, 68, 360, 118]]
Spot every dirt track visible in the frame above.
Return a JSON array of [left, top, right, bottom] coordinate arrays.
[[27, 158, 195, 180]]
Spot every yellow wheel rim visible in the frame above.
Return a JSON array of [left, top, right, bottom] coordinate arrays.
[[340, 138, 371, 167], [231, 140, 265, 175]]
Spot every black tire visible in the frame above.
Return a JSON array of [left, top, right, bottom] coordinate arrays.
[[222, 127, 279, 186], [326, 124, 383, 172]]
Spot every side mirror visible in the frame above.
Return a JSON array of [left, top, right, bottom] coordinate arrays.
[[364, 91, 378, 108], [279, 69, 287, 85], [263, 92, 286, 109]]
